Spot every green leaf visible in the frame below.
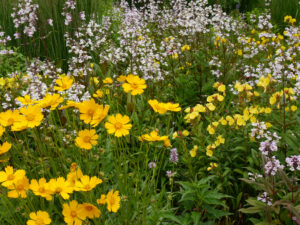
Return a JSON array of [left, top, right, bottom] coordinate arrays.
[[160, 213, 182, 224], [239, 207, 263, 214]]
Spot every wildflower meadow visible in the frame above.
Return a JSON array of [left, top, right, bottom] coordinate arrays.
[[0, 0, 299, 224]]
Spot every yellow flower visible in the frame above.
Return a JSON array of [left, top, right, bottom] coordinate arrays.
[[103, 77, 113, 84], [215, 135, 225, 146], [117, 75, 127, 82], [181, 45, 191, 51], [237, 49, 243, 56], [7, 176, 30, 198], [106, 190, 121, 213], [59, 101, 80, 110], [38, 93, 64, 110], [77, 99, 109, 126], [165, 102, 181, 112], [291, 105, 297, 111], [97, 194, 107, 205], [182, 130, 189, 136], [226, 116, 235, 126], [29, 178, 53, 201], [141, 130, 168, 142], [257, 76, 270, 92], [48, 177, 73, 200], [67, 168, 83, 187], [0, 142, 12, 155], [148, 100, 168, 114], [0, 166, 26, 187], [74, 175, 102, 192], [63, 200, 86, 225], [206, 144, 215, 157], [0, 109, 22, 127], [54, 76, 73, 91], [90, 77, 99, 85], [122, 74, 147, 95], [163, 138, 172, 147], [206, 103, 216, 111], [207, 163, 218, 171], [105, 114, 132, 137], [79, 203, 101, 219], [27, 211, 51, 225], [189, 145, 198, 157], [17, 105, 44, 128], [207, 94, 224, 103], [16, 95, 36, 105], [93, 90, 104, 98], [0, 77, 5, 86], [194, 104, 206, 113], [75, 129, 98, 150]]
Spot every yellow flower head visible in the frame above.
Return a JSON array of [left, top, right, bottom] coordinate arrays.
[[54, 76, 73, 92], [7, 176, 30, 199], [74, 175, 102, 192], [77, 99, 109, 126], [93, 90, 104, 98], [0, 142, 12, 155], [38, 93, 64, 110], [0, 109, 22, 127], [189, 145, 198, 157], [29, 178, 53, 201], [16, 95, 36, 105], [122, 74, 147, 95], [27, 211, 52, 225], [63, 200, 86, 225], [181, 45, 191, 51], [75, 129, 98, 150], [206, 103, 216, 111], [97, 194, 107, 205], [48, 177, 73, 200], [79, 203, 101, 219], [0, 166, 26, 187], [117, 75, 127, 82], [207, 162, 218, 171], [105, 114, 132, 137], [103, 77, 113, 84], [17, 105, 44, 128], [165, 102, 181, 112], [148, 99, 168, 114], [106, 190, 121, 213], [141, 130, 168, 142]]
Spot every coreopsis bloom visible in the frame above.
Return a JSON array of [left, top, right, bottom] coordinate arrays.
[[75, 129, 98, 150], [140, 130, 168, 142], [0, 109, 21, 127], [0, 142, 11, 155], [77, 99, 109, 126], [17, 105, 44, 128], [38, 93, 64, 110], [27, 211, 51, 225], [105, 114, 132, 137], [29, 178, 53, 200], [59, 100, 80, 110], [0, 126, 4, 137], [93, 90, 104, 98], [54, 76, 73, 91], [48, 177, 73, 199], [67, 168, 83, 187], [122, 74, 147, 95], [106, 190, 121, 213], [117, 75, 127, 82], [97, 194, 107, 205], [74, 175, 102, 192], [63, 200, 86, 225], [148, 100, 167, 114], [79, 203, 101, 219], [90, 105, 110, 127], [7, 176, 30, 198], [0, 166, 26, 187], [103, 77, 113, 84], [16, 95, 36, 105], [165, 102, 181, 112]]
